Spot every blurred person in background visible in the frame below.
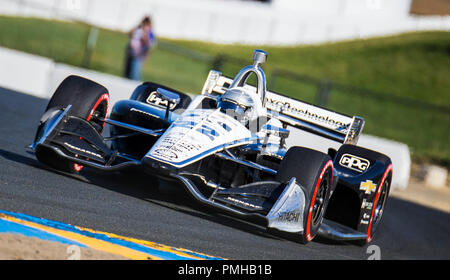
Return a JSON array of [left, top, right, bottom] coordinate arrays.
[[124, 16, 156, 80]]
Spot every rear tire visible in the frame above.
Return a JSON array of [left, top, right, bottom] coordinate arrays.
[[364, 164, 392, 244], [276, 147, 333, 244], [333, 144, 393, 245], [35, 75, 109, 173]]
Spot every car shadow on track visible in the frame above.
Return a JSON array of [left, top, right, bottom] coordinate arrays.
[[81, 167, 288, 243], [1, 148, 287, 243], [0, 149, 44, 169], [6, 148, 430, 249]]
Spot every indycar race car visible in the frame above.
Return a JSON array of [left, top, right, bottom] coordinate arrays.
[[30, 50, 392, 245]]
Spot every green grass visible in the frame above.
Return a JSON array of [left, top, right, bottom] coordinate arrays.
[[170, 33, 450, 106], [0, 16, 448, 165]]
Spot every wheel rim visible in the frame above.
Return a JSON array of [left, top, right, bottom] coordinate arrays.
[[366, 164, 392, 243], [306, 160, 333, 242], [371, 179, 389, 234], [87, 93, 109, 132], [73, 93, 109, 172], [312, 172, 329, 227]]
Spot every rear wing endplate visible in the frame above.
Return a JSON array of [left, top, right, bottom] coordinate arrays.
[[201, 70, 364, 145]]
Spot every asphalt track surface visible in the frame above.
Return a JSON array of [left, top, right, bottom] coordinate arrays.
[[1, 87, 449, 260]]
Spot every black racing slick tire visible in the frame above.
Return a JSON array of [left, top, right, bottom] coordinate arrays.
[[276, 147, 333, 244], [35, 75, 109, 173]]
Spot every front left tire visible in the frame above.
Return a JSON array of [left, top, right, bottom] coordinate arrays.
[[34, 75, 109, 173]]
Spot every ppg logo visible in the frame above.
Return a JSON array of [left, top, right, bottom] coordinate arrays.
[[339, 154, 370, 173]]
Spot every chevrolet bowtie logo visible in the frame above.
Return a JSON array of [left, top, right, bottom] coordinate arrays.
[[360, 180, 377, 194]]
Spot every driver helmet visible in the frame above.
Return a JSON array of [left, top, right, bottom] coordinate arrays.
[[217, 88, 254, 126]]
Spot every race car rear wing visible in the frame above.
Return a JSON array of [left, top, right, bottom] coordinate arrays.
[[201, 70, 364, 145]]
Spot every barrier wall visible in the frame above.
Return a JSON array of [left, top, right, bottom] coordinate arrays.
[[0, 47, 54, 97], [0, 46, 411, 189]]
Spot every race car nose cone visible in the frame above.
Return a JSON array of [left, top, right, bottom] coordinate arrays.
[[252, 49, 267, 66]]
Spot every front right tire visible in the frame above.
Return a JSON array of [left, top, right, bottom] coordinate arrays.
[[276, 146, 333, 244]]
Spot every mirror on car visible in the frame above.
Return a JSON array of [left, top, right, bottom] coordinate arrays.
[[156, 88, 180, 106]]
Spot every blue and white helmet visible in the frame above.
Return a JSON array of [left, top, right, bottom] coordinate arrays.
[[217, 88, 255, 126]]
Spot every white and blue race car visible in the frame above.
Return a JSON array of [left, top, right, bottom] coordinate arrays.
[[31, 50, 393, 245]]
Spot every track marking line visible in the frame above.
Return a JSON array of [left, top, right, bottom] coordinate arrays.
[[0, 210, 224, 260]]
